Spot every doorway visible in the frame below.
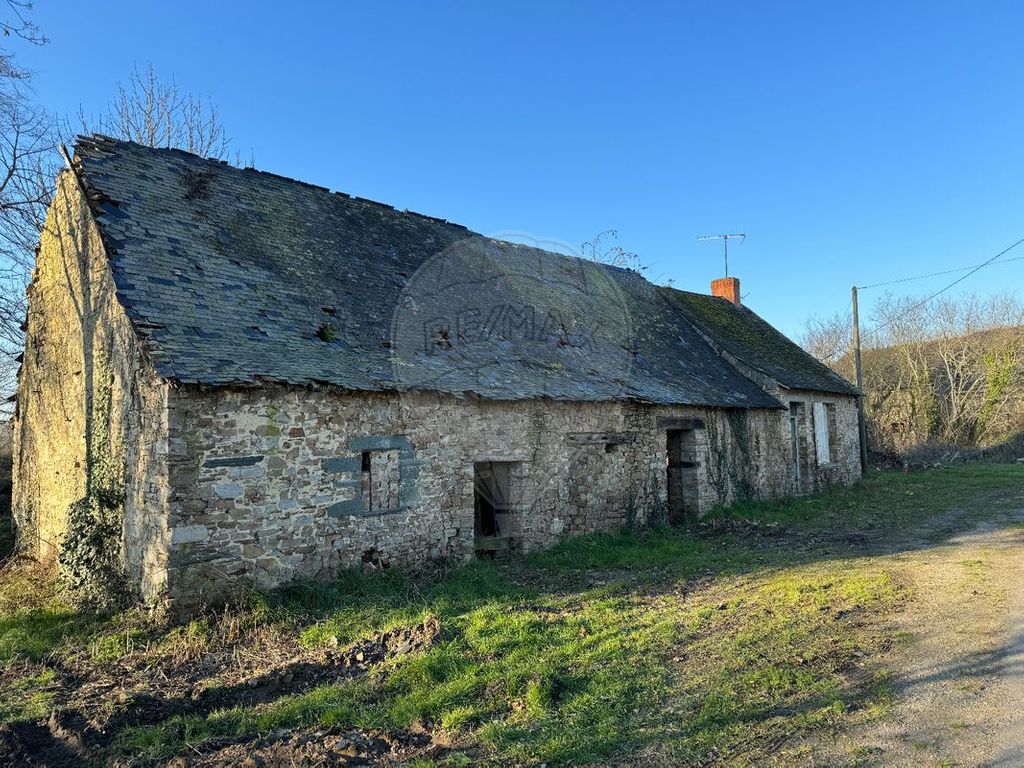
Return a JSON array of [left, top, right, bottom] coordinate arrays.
[[789, 402, 804, 493], [474, 462, 516, 557], [666, 429, 698, 522]]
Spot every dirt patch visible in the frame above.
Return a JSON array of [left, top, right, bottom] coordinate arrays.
[[0, 715, 86, 767], [97, 615, 438, 733], [0, 616, 443, 765], [163, 726, 442, 767]]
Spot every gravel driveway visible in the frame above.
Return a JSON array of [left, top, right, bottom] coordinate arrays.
[[791, 506, 1024, 767]]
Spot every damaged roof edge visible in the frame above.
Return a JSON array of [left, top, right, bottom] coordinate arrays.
[[164, 377, 788, 410]]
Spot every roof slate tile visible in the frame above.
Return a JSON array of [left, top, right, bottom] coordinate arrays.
[[70, 136, 847, 407]]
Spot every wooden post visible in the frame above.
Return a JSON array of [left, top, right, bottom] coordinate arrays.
[[852, 286, 869, 474]]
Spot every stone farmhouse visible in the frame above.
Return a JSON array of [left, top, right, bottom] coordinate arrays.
[[13, 136, 861, 610]]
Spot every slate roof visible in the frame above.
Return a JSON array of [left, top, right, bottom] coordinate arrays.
[[663, 289, 860, 396], [69, 136, 848, 407]]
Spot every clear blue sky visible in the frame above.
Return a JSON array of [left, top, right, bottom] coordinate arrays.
[[17, 1, 1024, 337]]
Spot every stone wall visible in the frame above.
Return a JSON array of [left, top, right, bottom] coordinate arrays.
[[161, 385, 861, 608], [12, 173, 171, 600], [778, 389, 862, 494]]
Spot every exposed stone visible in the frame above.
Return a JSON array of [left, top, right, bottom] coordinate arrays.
[[171, 526, 209, 545], [214, 483, 243, 499], [11, 173, 170, 603]]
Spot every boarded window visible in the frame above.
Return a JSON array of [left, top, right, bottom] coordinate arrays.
[[361, 449, 401, 512], [813, 402, 834, 466]]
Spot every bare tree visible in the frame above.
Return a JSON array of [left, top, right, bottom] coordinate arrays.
[[0, 2, 58, 399], [0, 0, 43, 44], [0, 58, 235, 405], [803, 290, 1024, 456], [841, 291, 1024, 454], [81, 63, 230, 160], [799, 309, 852, 367]]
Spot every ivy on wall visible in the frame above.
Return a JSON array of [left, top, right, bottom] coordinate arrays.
[[57, 347, 128, 607], [704, 409, 753, 506], [59, 495, 124, 606]]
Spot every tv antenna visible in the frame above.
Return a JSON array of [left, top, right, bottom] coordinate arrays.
[[697, 233, 746, 276]]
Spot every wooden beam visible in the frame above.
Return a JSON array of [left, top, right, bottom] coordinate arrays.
[[656, 417, 706, 430], [566, 432, 629, 446]]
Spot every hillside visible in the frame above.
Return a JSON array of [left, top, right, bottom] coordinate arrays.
[[832, 326, 1024, 457]]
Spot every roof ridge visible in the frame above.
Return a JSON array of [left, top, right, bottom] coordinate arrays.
[[64, 135, 804, 406], [75, 134, 474, 233], [74, 136, 665, 273], [660, 285, 859, 396]]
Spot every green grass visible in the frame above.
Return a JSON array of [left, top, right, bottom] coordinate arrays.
[[707, 463, 1024, 533], [120, 560, 902, 765], [0, 667, 57, 725], [3, 464, 1024, 766], [0, 558, 115, 664]]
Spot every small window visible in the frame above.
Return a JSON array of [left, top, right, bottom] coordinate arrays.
[[361, 449, 401, 512], [813, 402, 835, 466]]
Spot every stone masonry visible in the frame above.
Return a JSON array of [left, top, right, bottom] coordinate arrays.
[[159, 385, 859, 610], [13, 172, 171, 600], [12, 139, 864, 611]]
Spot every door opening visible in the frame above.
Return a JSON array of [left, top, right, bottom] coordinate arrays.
[[666, 429, 698, 522], [474, 462, 516, 558], [789, 402, 803, 493]]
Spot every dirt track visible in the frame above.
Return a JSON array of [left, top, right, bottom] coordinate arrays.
[[790, 507, 1024, 767]]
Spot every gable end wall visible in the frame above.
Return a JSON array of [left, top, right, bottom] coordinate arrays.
[[13, 172, 171, 600]]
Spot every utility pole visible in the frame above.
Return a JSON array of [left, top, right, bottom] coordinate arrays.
[[697, 233, 746, 276], [851, 286, 869, 475]]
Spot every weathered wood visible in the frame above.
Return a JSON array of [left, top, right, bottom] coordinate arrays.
[[474, 536, 513, 552], [566, 432, 629, 446], [656, 417, 706, 430]]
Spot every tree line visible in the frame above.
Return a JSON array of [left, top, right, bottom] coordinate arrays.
[[802, 292, 1024, 459]]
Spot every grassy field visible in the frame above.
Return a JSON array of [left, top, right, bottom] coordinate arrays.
[[0, 464, 1022, 766]]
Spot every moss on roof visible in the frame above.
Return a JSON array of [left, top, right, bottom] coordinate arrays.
[[663, 288, 860, 396], [71, 136, 848, 405]]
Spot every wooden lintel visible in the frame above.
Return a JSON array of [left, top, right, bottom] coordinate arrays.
[[566, 432, 629, 446], [656, 417, 706, 431]]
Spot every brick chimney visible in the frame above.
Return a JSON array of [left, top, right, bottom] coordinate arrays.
[[711, 276, 740, 305]]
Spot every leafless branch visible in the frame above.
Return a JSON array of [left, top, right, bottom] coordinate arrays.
[[582, 229, 645, 271], [0, 2, 45, 46], [80, 63, 231, 160]]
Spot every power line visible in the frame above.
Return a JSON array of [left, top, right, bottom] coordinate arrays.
[[858, 252, 1024, 290], [840, 236, 1024, 466], [860, 236, 1024, 342]]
